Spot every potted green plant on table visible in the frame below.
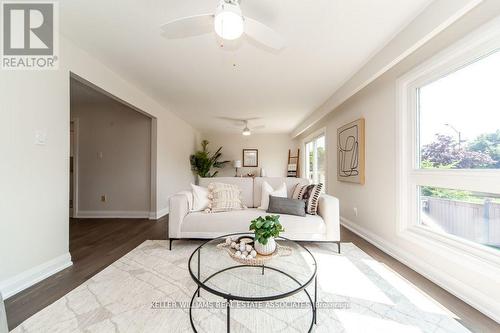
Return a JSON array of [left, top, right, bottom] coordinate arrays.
[[190, 140, 229, 178], [249, 215, 284, 255]]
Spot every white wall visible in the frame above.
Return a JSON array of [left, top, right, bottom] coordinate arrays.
[[0, 36, 198, 298], [71, 85, 152, 217], [295, 3, 500, 322], [202, 132, 298, 177]]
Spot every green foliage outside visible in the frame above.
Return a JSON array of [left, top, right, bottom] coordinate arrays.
[[421, 130, 499, 204], [421, 186, 500, 204], [308, 145, 325, 183], [468, 130, 500, 168], [308, 146, 325, 172], [422, 135, 495, 169], [189, 140, 229, 178], [249, 215, 284, 245]]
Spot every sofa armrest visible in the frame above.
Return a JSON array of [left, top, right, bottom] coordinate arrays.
[[168, 191, 192, 239], [317, 194, 340, 241]]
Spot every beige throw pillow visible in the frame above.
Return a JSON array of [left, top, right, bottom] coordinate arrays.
[[207, 182, 246, 213]]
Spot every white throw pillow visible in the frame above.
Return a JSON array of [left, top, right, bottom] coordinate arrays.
[[191, 184, 209, 212], [258, 181, 287, 210]]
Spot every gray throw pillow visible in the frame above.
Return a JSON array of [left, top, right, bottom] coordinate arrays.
[[267, 196, 306, 217]]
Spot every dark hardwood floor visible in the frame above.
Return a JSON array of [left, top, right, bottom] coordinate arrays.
[[5, 218, 167, 331], [5, 218, 499, 332]]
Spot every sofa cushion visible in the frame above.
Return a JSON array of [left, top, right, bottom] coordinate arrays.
[[182, 208, 325, 235], [199, 177, 254, 207], [254, 177, 309, 207]]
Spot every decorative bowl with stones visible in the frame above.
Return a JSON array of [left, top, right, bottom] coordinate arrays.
[[216, 236, 292, 266]]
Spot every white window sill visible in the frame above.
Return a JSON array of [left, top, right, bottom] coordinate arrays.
[[399, 225, 500, 268]]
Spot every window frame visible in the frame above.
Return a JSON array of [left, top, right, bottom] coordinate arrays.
[[396, 18, 500, 265], [303, 128, 327, 188]]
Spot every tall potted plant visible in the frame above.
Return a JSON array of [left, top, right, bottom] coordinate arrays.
[[190, 140, 229, 178], [250, 215, 284, 255]]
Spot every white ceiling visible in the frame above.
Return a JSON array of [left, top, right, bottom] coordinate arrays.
[[60, 0, 432, 134]]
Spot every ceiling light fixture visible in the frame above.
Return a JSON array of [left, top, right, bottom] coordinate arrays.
[[214, 1, 244, 40], [242, 126, 251, 136]]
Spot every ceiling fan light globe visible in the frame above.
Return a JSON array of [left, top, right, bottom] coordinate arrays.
[[214, 3, 244, 40], [242, 128, 251, 136]]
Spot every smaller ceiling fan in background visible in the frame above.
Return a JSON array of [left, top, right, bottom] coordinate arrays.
[[218, 117, 265, 136], [160, 0, 285, 50]]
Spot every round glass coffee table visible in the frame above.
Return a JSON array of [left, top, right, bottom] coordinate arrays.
[[188, 233, 318, 332]]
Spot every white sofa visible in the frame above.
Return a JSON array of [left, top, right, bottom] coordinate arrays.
[[168, 177, 341, 252]]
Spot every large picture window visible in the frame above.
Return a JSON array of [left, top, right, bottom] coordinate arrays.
[[305, 134, 326, 186], [398, 24, 500, 259], [416, 50, 500, 251]]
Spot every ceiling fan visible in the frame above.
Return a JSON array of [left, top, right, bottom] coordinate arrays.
[[218, 117, 265, 136], [160, 0, 285, 50]]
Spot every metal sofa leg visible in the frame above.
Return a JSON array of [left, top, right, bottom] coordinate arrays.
[[169, 239, 174, 251], [336, 241, 341, 254]]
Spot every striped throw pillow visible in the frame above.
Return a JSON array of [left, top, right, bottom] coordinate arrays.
[[206, 183, 246, 213], [292, 183, 323, 215]]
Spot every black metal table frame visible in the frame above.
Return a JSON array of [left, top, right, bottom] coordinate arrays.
[[187, 233, 318, 333]]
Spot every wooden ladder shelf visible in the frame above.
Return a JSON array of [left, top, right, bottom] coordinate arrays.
[[287, 149, 300, 177]]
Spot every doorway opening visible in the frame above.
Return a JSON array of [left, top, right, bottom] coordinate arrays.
[[69, 74, 157, 220]]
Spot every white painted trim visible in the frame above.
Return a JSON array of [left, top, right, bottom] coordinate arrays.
[[403, 225, 500, 267], [76, 210, 150, 218], [302, 127, 327, 144], [70, 117, 80, 218], [150, 118, 158, 221], [340, 217, 500, 324], [155, 207, 169, 220], [292, 0, 483, 137], [0, 253, 72, 299]]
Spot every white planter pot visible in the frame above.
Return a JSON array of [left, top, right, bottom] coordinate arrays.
[[254, 237, 276, 255]]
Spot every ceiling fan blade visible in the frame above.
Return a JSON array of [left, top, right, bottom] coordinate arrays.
[[161, 14, 214, 39], [244, 17, 285, 50], [216, 116, 261, 125], [250, 125, 265, 130], [216, 117, 245, 126]]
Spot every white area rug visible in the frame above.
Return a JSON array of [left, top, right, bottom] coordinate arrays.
[[12, 240, 471, 333]]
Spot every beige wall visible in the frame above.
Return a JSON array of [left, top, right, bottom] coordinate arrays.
[[296, 3, 500, 322], [0, 36, 198, 298], [202, 132, 298, 177], [71, 84, 152, 216]]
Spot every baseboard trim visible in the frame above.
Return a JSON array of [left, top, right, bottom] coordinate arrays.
[[0, 253, 73, 299], [76, 210, 150, 219], [154, 207, 169, 220], [341, 217, 500, 324]]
